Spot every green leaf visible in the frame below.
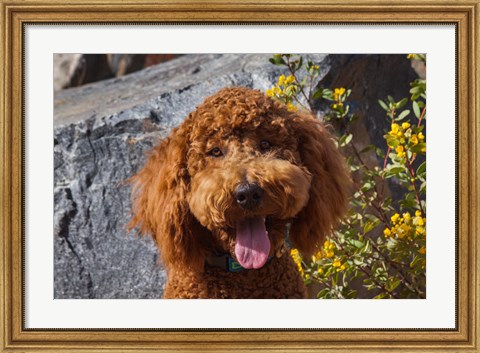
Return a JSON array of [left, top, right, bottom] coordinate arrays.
[[312, 88, 323, 100], [384, 166, 405, 178], [389, 278, 401, 291], [353, 258, 364, 266], [344, 133, 353, 146], [349, 240, 364, 249], [397, 109, 410, 121], [396, 98, 408, 109], [375, 147, 386, 158], [269, 55, 286, 66], [410, 142, 426, 154], [339, 133, 353, 147], [416, 161, 426, 177], [384, 135, 400, 148], [359, 144, 375, 154], [364, 216, 380, 234], [322, 90, 334, 101], [361, 182, 374, 192], [378, 99, 389, 111], [412, 100, 421, 118]]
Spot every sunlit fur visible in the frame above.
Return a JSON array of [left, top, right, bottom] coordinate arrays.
[[129, 87, 351, 298]]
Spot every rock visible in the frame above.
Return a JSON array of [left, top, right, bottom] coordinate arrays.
[[53, 54, 183, 91], [106, 54, 182, 77], [53, 54, 114, 91], [54, 53, 418, 298]]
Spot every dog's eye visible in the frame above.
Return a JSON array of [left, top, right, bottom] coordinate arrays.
[[259, 140, 272, 152], [208, 147, 223, 157]]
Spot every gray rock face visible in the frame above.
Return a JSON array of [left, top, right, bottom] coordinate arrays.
[[54, 53, 416, 299]]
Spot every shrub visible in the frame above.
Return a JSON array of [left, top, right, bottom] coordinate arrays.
[[268, 54, 426, 299]]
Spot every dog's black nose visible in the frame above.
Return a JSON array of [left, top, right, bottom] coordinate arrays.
[[234, 183, 264, 209]]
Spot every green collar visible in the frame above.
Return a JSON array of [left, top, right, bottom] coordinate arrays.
[[205, 254, 248, 272]]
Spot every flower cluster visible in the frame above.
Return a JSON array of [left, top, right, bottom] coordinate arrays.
[[322, 240, 336, 258], [314, 240, 346, 275], [290, 248, 304, 277], [266, 74, 297, 111], [383, 210, 426, 241], [332, 87, 346, 110], [407, 53, 426, 62], [310, 240, 335, 262], [332, 258, 347, 272], [387, 122, 426, 159]]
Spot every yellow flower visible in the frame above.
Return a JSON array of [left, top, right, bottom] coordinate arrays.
[[325, 250, 334, 258], [318, 267, 324, 275], [403, 212, 411, 222], [285, 75, 295, 85], [278, 74, 286, 86], [324, 240, 335, 251], [332, 260, 346, 272], [418, 246, 426, 255], [395, 145, 405, 158], [383, 228, 391, 237], [290, 248, 302, 264], [286, 102, 297, 111], [390, 123, 400, 136], [323, 240, 335, 257], [407, 54, 415, 59], [391, 213, 400, 224], [421, 146, 426, 153], [290, 249, 304, 276], [333, 87, 346, 101], [397, 224, 411, 239], [402, 122, 411, 130], [312, 250, 323, 262], [410, 134, 419, 146], [418, 132, 425, 140], [266, 88, 274, 97], [415, 210, 422, 217]]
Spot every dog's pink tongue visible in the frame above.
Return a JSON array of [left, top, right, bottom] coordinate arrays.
[[235, 217, 270, 269]]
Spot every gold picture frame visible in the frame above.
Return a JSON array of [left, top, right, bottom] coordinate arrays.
[[1, 0, 479, 351]]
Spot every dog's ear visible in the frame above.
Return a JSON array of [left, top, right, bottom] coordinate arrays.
[[129, 115, 208, 271], [288, 113, 351, 257]]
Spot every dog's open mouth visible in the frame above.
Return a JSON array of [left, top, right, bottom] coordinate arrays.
[[234, 216, 271, 269]]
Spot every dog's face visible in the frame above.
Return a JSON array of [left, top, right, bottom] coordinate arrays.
[[130, 87, 350, 271], [186, 109, 312, 269]]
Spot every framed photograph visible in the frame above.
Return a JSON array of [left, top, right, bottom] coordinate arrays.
[[1, 0, 479, 351]]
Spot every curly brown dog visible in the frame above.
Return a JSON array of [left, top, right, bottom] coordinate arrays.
[[129, 87, 350, 298]]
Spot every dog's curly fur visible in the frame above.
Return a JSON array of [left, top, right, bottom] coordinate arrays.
[[129, 87, 350, 298]]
